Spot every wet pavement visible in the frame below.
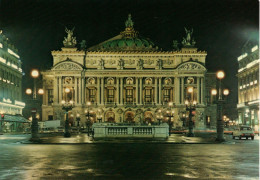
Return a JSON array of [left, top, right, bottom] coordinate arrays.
[[0, 133, 259, 179]]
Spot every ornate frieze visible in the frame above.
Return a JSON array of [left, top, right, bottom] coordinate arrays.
[[52, 62, 83, 71], [177, 62, 206, 71]]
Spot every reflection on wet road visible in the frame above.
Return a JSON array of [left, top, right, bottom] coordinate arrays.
[[0, 140, 258, 179]]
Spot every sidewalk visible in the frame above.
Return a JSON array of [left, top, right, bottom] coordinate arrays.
[[6, 132, 235, 144]]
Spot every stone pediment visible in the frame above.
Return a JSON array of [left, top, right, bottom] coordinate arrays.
[[177, 61, 206, 71], [52, 61, 83, 71]]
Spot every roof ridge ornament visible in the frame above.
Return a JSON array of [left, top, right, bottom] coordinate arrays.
[[120, 14, 138, 39], [63, 27, 77, 48], [182, 27, 196, 47]]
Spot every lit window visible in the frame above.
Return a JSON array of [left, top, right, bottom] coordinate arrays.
[[250, 82, 253, 86], [243, 85, 246, 88], [239, 86, 242, 89], [246, 84, 249, 87], [251, 45, 258, 52], [0, 57, 6, 63], [8, 48, 20, 58], [0, 43, 2, 48]]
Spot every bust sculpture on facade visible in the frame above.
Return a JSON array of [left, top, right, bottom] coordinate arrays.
[[98, 59, 104, 69], [63, 27, 77, 48], [117, 59, 124, 70], [156, 59, 163, 69], [137, 59, 143, 70]]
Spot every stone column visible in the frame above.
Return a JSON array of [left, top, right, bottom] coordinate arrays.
[[201, 77, 204, 104], [117, 78, 120, 105], [136, 78, 139, 105], [58, 77, 62, 104], [101, 77, 104, 105], [181, 77, 184, 104], [155, 78, 158, 104], [158, 77, 162, 105], [82, 77, 85, 105], [75, 77, 78, 104], [139, 77, 143, 105], [197, 77, 200, 104], [174, 77, 180, 104], [79, 77, 82, 104], [120, 78, 123, 105], [53, 77, 58, 105], [97, 77, 100, 105]]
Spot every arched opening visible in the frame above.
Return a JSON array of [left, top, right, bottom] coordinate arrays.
[[106, 111, 115, 123], [144, 111, 153, 124], [125, 111, 135, 123]]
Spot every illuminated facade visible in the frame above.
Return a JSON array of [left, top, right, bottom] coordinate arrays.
[[42, 15, 208, 128], [237, 43, 259, 130], [0, 30, 27, 132]]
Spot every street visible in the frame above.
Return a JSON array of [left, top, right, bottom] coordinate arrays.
[[0, 134, 259, 179]]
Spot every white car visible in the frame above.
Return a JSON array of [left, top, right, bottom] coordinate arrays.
[[232, 126, 255, 140]]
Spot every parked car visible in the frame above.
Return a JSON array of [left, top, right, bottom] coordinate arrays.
[[232, 126, 255, 140]]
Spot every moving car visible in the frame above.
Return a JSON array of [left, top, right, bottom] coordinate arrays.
[[232, 126, 254, 140]]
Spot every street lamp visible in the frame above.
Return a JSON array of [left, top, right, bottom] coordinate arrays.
[[156, 109, 163, 125], [76, 113, 80, 133], [211, 70, 230, 142], [97, 109, 102, 123], [85, 101, 91, 136], [26, 69, 44, 142], [62, 88, 74, 137], [168, 102, 174, 136], [185, 87, 196, 137]]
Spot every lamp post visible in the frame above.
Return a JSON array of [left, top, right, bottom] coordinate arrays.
[[211, 70, 230, 142], [26, 69, 44, 142], [185, 87, 196, 137], [85, 101, 91, 136], [156, 109, 163, 125], [76, 114, 80, 133], [168, 102, 174, 136], [62, 87, 74, 137], [97, 109, 102, 123]]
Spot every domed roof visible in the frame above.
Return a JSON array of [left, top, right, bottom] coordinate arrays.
[[88, 14, 159, 52]]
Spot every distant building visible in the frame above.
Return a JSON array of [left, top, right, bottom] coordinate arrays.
[[42, 15, 209, 128], [237, 42, 259, 130], [0, 30, 28, 132]]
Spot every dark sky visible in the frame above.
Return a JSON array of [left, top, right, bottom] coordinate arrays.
[[0, 0, 259, 104]]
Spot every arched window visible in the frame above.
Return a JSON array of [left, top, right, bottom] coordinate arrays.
[[107, 78, 114, 85], [126, 77, 134, 85], [145, 78, 153, 85]]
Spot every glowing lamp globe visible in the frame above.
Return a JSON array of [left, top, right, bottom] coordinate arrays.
[[26, 88, 32, 95], [31, 69, 39, 78], [223, 89, 229, 96], [38, 89, 44, 95], [188, 87, 193, 93], [211, 89, 217, 95], [65, 88, 70, 93], [216, 71, 225, 79]]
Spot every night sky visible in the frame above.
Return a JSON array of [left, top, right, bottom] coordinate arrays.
[[0, 0, 259, 111]]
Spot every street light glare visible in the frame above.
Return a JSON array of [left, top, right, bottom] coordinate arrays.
[[223, 89, 229, 96], [61, 100, 65, 104], [87, 101, 91, 106], [26, 88, 32, 95], [211, 89, 217, 95], [38, 88, 44, 95], [216, 70, 225, 79], [187, 87, 193, 93], [65, 88, 70, 93], [31, 69, 39, 78]]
